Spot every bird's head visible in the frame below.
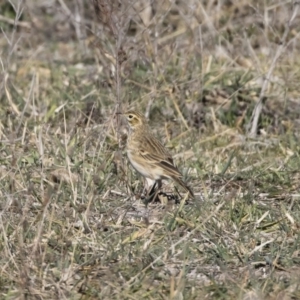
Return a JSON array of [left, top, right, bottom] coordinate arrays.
[[124, 110, 147, 129]]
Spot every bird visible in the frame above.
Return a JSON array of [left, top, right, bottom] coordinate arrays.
[[124, 109, 194, 199]]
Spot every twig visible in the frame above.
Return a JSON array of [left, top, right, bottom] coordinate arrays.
[[0, 15, 30, 28], [57, 0, 86, 52], [247, 1, 300, 137], [93, 0, 128, 140]]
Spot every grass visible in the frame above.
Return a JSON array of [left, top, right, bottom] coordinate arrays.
[[1, 0, 300, 299]]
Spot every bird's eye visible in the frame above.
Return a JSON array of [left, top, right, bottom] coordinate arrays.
[[128, 115, 133, 119]]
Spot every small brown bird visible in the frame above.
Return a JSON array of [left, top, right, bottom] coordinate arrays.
[[124, 110, 194, 199]]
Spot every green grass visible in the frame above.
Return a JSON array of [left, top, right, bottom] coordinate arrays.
[[1, 0, 300, 299]]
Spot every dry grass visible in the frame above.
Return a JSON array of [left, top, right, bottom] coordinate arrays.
[[1, 0, 300, 299]]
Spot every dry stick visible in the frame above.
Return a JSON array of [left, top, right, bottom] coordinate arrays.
[[93, 1, 130, 196], [0, 15, 30, 29], [93, 0, 125, 140], [6, 0, 24, 64], [115, 34, 123, 143], [58, 0, 86, 52], [248, 1, 300, 137], [1, 0, 24, 113]]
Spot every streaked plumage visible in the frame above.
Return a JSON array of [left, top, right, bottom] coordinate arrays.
[[124, 110, 194, 199]]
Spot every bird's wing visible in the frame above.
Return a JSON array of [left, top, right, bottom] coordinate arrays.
[[138, 147, 182, 178], [143, 135, 174, 164]]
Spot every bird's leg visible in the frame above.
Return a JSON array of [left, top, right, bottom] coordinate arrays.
[[143, 182, 156, 205], [147, 181, 157, 198], [141, 178, 155, 204], [142, 178, 162, 205], [147, 180, 162, 203]]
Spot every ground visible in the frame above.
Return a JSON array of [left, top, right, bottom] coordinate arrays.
[[0, 0, 300, 299]]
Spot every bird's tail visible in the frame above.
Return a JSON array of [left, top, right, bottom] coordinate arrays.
[[172, 176, 195, 199]]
